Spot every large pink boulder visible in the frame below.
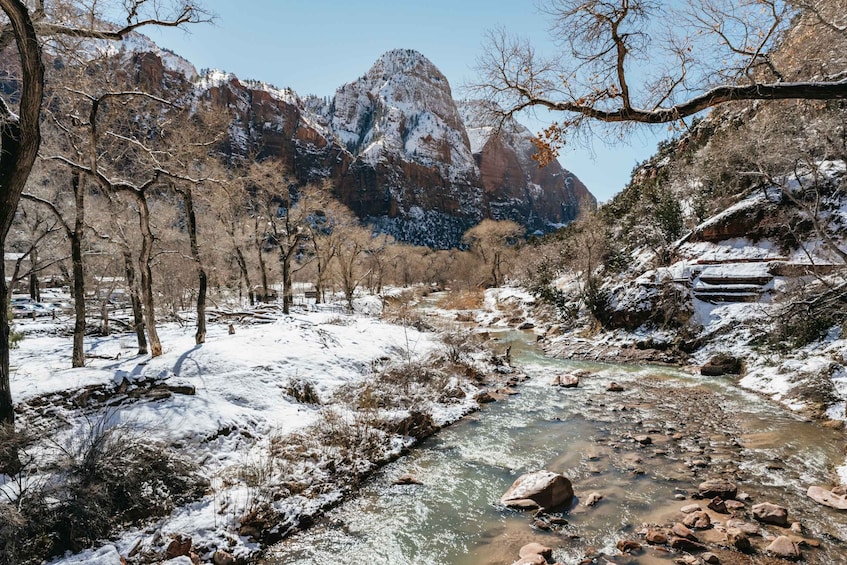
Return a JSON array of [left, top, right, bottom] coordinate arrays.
[[501, 470, 574, 511]]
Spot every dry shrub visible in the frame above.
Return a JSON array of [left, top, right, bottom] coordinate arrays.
[[284, 379, 321, 405], [0, 418, 207, 565]]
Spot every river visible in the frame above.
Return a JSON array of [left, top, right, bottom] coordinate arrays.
[[266, 329, 847, 564]]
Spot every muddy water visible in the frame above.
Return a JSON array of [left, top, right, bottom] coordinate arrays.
[[267, 330, 847, 564]]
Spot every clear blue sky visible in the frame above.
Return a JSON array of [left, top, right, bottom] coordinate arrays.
[[146, 0, 668, 202]]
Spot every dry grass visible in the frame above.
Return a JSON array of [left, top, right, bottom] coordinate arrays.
[[438, 289, 484, 310]]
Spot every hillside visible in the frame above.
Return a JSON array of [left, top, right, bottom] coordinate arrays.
[[528, 78, 847, 424]]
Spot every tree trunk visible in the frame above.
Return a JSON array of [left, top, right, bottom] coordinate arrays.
[[233, 246, 253, 305], [282, 255, 292, 315], [135, 194, 161, 356], [315, 261, 323, 305], [123, 249, 147, 355], [253, 220, 268, 302], [71, 171, 85, 368], [100, 299, 110, 336], [179, 188, 206, 344], [0, 0, 46, 427], [0, 248, 12, 429], [28, 247, 39, 301]]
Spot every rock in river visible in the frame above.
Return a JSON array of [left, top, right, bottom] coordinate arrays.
[[752, 502, 789, 527], [698, 479, 737, 500], [700, 353, 742, 376], [501, 470, 574, 511], [807, 485, 847, 510], [551, 374, 579, 388], [766, 536, 801, 560]]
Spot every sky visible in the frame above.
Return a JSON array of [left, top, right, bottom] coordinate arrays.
[[146, 0, 670, 203]]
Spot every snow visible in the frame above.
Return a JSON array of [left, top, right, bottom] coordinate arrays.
[[47, 546, 123, 565], [8, 302, 492, 563]]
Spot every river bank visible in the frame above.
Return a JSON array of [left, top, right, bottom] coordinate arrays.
[[269, 320, 847, 565]]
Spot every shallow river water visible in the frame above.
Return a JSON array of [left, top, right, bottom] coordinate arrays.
[[267, 330, 847, 564]]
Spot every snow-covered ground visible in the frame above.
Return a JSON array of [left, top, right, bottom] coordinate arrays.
[[4, 296, 488, 564]]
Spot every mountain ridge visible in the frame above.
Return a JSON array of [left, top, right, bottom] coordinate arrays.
[[116, 39, 598, 247]]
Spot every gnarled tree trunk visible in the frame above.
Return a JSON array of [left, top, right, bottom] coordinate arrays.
[[0, 0, 45, 427]]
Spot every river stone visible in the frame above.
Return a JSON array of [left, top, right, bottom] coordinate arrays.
[[393, 474, 423, 486], [726, 519, 759, 536], [645, 530, 668, 545], [698, 479, 737, 500], [669, 536, 706, 552], [700, 353, 742, 376], [766, 536, 801, 560], [707, 497, 728, 514], [501, 470, 574, 511], [616, 539, 642, 554], [634, 435, 652, 445], [671, 522, 697, 540], [683, 511, 712, 529], [680, 503, 701, 514], [725, 499, 745, 511], [552, 374, 579, 388], [725, 527, 753, 553], [607, 382, 624, 392], [584, 492, 603, 506], [519, 543, 552, 560], [212, 550, 236, 565], [702, 553, 720, 565], [753, 502, 789, 526], [807, 485, 847, 510]]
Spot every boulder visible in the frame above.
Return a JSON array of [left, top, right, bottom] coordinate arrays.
[[725, 527, 752, 553], [680, 503, 702, 514], [707, 497, 728, 514], [501, 470, 574, 511], [700, 354, 742, 376], [683, 511, 711, 530], [551, 374, 579, 388], [616, 539, 642, 554], [752, 502, 789, 527], [519, 543, 552, 560], [669, 537, 706, 552], [766, 536, 801, 560], [725, 500, 745, 511], [806, 485, 847, 510], [726, 519, 759, 536], [698, 479, 737, 500], [645, 530, 668, 545], [671, 522, 697, 540], [634, 435, 652, 445], [702, 553, 720, 564], [607, 382, 624, 392], [475, 391, 496, 404]]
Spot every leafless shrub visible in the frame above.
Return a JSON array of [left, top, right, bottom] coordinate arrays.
[[0, 415, 207, 564], [284, 379, 321, 405]]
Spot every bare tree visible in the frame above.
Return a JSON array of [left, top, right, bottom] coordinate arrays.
[[475, 0, 847, 163], [0, 0, 207, 429], [462, 219, 524, 287]]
